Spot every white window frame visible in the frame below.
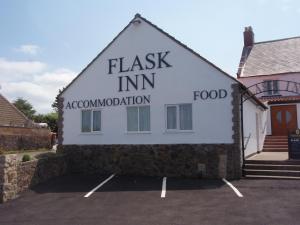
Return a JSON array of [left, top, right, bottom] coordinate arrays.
[[264, 80, 280, 96], [165, 103, 193, 132], [126, 105, 151, 133], [81, 109, 102, 134]]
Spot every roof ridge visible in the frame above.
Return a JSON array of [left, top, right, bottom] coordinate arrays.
[[254, 36, 300, 45]]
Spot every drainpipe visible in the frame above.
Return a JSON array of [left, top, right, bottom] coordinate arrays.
[[240, 94, 245, 177]]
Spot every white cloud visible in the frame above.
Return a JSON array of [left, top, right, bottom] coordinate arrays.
[[0, 58, 76, 114], [0, 58, 46, 82], [15, 44, 41, 55]]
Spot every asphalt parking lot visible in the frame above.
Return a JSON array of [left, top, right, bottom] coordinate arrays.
[[0, 174, 299, 225]]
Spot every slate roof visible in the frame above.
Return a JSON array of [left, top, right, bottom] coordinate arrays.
[[238, 36, 300, 77], [0, 94, 30, 127]]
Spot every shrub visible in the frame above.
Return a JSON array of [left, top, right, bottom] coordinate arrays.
[[22, 154, 31, 162]]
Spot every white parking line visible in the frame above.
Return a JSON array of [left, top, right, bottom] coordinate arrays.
[[161, 177, 167, 198], [222, 178, 243, 198], [84, 174, 115, 198]]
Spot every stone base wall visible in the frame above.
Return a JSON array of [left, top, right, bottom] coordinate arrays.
[[17, 156, 68, 194], [0, 154, 67, 203], [0, 155, 18, 202], [0, 126, 52, 150], [59, 144, 242, 179]]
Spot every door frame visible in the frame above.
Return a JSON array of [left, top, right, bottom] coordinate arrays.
[[270, 104, 298, 136]]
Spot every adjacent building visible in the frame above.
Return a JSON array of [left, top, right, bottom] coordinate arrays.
[[0, 94, 52, 150], [238, 27, 300, 138], [0, 94, 31, 127]]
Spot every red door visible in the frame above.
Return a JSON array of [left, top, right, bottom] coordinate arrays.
[[271, 105, 298, 135]]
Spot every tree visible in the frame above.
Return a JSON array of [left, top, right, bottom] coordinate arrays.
[[33, 112, 58, 132], [43, 112, 58, 133], [13, 98, 36, 119], [52, 89, 63, 112]]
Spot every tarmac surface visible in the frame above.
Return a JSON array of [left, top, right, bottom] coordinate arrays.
[[0, 174, 299, 225]]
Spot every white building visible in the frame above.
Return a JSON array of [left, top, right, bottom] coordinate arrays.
[[238, 27, 300, 154], [58, 14, 266, 179]]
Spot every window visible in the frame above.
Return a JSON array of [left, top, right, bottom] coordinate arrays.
[[81, 110, 101, 133], [127, 106, 150, 132], [263, 80, 279, 96], [166, 104, 192, 131]]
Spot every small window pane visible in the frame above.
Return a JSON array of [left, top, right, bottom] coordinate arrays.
[[266, 81, 272, 95], [179, 104, 192, 130], [139, 106, 150, 131], [273, 80, 279, 94], [93, 111, 101, 131], [82, 110, 91, 132], [286, 111, 291, 124], [127, 107, 138, 131], [167, 106, 177, 129]]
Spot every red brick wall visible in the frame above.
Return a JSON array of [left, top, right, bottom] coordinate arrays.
[[0, 126, 52, 150]]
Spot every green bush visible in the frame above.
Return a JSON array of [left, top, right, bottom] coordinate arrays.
[[22, 154, 31, 162]]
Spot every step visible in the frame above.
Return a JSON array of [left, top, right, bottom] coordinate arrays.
[[244, 164, 300, 171], [264, 139, 288, 142], [265, 139, 288, 143], [244, 169, 300, 177], [263, 146, 288, 149], [264, 145, 288, 149], [246, 160, 300, 165], [263, 148, 288, 152], [265, 135, 287, 139], [244, 175, 300, 180], [264, 143, 288, 148], [264, 141, 288, 145], [265, 139, 288, 142]]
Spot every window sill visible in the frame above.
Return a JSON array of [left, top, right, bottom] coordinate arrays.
[[164, 130, 194, 134], [125, 131, 152, 134], [80, 132, 103, 135]]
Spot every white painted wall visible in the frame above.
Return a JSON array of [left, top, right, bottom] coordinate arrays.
[[239, 73, 300, 98], [61, 19, 238, 145], [243, 99, 267, 157]]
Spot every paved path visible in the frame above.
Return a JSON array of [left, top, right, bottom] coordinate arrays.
[[248, 152, 289, 161], [0, 175, 299, 225], [15, 149, 56, 161]]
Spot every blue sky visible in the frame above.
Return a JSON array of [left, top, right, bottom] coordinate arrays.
[[0, 0, 300, 113]]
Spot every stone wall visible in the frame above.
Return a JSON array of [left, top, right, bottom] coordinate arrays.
[[230, 83, 243, 179], [59, 144, 239, 179], [0, 154, 67, 203], [0, 155, 18, 202], [0, 126, 52, 150], [17, 155, 68, 194]]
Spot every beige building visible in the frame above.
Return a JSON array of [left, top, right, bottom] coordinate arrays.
[[0, 94, 31, 127]]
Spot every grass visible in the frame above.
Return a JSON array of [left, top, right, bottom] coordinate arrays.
[[1, 148, 51, 155], [22, 154, 31, 162]]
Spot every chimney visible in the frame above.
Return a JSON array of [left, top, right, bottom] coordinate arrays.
[[243, 26, 254, 47]]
